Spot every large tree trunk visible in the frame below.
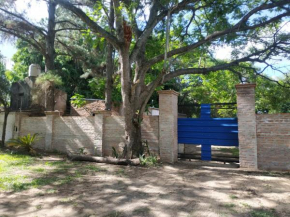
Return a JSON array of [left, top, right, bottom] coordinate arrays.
[[45, 1, 56, 72], [1, 108, 9, 147], [105, 0, 114, 110], [105, 43, 114, 110]]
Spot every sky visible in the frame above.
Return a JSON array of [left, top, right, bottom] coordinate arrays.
[[0, 0, 47, 69], [0, 0, 289, 79]]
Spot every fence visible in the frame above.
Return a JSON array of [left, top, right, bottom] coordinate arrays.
[[1, 87, 290, 170]]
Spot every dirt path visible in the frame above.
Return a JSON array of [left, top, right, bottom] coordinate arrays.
[[1, 160, 290, 217]]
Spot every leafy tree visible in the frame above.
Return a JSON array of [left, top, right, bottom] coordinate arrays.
[[55, 0, 290, 158], [0, 53, 11, 147]]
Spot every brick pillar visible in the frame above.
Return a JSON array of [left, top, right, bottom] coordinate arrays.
[[236, 84, 258, 169], [44, 111, 60, 151], [158, 90, 179, 163], [94, 110, 111, 156]]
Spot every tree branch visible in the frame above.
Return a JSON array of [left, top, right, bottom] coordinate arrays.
[[56, 0, 120, 49], [144, 1, 290, 70]]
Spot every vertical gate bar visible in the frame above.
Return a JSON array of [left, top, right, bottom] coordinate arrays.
[[201, 144, 212, 161]]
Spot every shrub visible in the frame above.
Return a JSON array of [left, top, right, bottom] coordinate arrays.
[[112, 147, 119, 158], [35, 71, 63, 90], [139, 154, 158, 166], [71, 93, 86, 108], [7, 133, 39, 155]]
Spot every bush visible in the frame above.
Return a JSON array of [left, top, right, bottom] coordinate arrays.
[[71, 93, 86, 108], [7, 133, 39, 155], [35, 71, 63, 90], [139, 154, 158, 166]]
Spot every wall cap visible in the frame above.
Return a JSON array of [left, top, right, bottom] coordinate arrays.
[[157, 90, 179, 96], [235, 83, 256, 89], [94, 110, 112, 115], [44, 111, 63, 116]]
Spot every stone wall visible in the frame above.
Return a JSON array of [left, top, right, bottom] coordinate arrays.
[[256, 114, 290, 170]]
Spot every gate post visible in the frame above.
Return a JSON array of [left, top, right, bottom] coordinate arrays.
[[158, 90, 179, 163], [236, 84, 258, 169]]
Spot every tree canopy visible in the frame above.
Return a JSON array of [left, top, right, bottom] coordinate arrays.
[[1, 0, 290, 157]]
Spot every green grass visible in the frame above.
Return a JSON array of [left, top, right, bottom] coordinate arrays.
[[250, 209, 277, 217], [0, 151, 84, 191], [229, 194, 238, 199], [218, 147, 239, 157], [0, 151, 117, 192]]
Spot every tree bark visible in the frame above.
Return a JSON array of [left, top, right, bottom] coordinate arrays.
[[105, 43, 114, 110], [45, 0, 57, 72], [1, 108, 9, 147], [105, 1, 114, 110], [68, 154, 140, 166]]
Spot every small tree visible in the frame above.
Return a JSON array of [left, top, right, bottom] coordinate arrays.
[[0, 56, 11, 147]]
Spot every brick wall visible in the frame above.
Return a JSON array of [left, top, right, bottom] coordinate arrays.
[[53, 117, 95, 154], [256, 114, 290, 170], [17, 114, 159, 156], [20, 116, 47, 150], [103, 115, 159, 156]]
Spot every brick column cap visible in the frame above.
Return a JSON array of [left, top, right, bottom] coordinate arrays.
[[158, 90, 179, 96], [235, 83, 256, 89], [44, 111, 63, 116]]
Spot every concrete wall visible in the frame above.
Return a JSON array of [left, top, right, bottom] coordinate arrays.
[[256, 114, 290, 170], [0, 112, 16, 141]]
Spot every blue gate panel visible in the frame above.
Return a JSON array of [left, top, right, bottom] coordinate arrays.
[[178, 104, 239, 161]]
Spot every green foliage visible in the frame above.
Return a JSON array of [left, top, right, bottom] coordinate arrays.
[[0, 54, 10, 107], [7, 133, 39, 155], [112, 147, 119, 158], [218, 147, 239, 158], [139, 154, 158, 167], [256, 76, 290, 114], [250, 209, 277, 217], [4, 40, 44, 83], [78, 147, 87, 155], [88, 76, 122, 102], [71, 93, 86, 108], [35, 71, 63, 90]]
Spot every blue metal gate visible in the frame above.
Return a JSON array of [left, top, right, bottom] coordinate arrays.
[[178, 104, 238, 161]]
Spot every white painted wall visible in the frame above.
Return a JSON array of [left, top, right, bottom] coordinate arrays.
[[0, 112, 16, 141]]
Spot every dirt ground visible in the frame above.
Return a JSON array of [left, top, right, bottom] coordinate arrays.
[[1, 158, 290, 217]]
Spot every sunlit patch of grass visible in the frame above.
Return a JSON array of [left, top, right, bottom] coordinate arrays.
[[31, 167, 45, 173], [0, 151, 83, 191], [0, 174, 30, 191]]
